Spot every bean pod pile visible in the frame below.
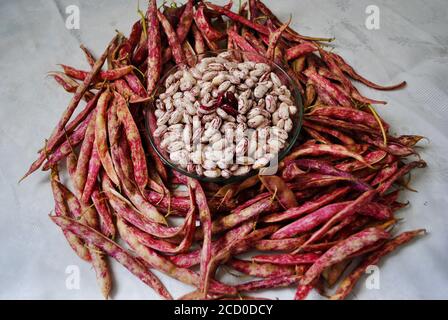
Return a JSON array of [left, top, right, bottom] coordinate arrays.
[[24, 0, 427, 300]]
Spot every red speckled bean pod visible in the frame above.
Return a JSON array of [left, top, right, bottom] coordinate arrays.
[[58, 174, 112, 299], [113, 79, 151, 104], [227, 258, 297, 278], [292, 159, 372, 192], [324, 215, 359, 241], [285, 42, 317, 61], [358, 134, 416, 157], [146, 0, 162, 95], [132, 40, 148, 66], [51, 215, 171, 299], [66, 153, 78, 191], [266, 19, 290, 61], [318, 48, 356, 94], [42, 112, 95, 171], [212, 197, 272, 234], [81, 138, 102, 204], [396, 135, 426, 147], [47, 87, 101, 143], [124, 73, 147, 97], [192, 24, 206, 55], [91, 188, 116, 238], [254, 237, 307, 251], [60, 64, 133, 82], [117, 217, 236, 295], [335, 150, 387, 172], [144, 191, 190, 215], [248, 0, 257, 20], [227, 29, 266, 63], [331, 51, 406, 91], [188, 178, 213, 296], [300, 189, 378, 248], [115, 92, 148, 191], [294, 283, 314, 300], [263, 186, 350, 223], [303, 120, 355, 145], [236, 274, 302, 293], [95, 90, 120, 186], [121, 184, 195, 255], [284, 144, 372, 169], [281, 161, 306, 181], [170, 221, 254, 268], [50, 72, 87, 97], [359, 202, 392, 220], [272, 201, 351, 240], [259, 175, 298, 209], [309, 106, 389, 131], [330, 229, 425, 300], [289, 174, 353, 191], [157, 11, 187, 66], [371, 162, 399, 186], [50, 168, 91, 262], [176, 0, 194, 43], [206, 2, 268, 36], [304, 68, 353, 108], [75, 112, 97, 198], [252, 253, 321, 265], [305, 116, 379, 135], [22, 36, 117, 181], [157, 0, 194, 65], [203, 225, 281, 292], [377, 161, 426, 195], [80, 44, 96, 67], [242, 29, 267, 54], [105, 187, 179, 238], [183, 41, 197, 67], [128, 21, 143, 54], [301, 227, 390, 285], [304, 126, 331, 144], [194, 5, 224, 42]]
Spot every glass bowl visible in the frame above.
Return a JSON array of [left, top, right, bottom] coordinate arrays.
[[144, 50, 303, 184]]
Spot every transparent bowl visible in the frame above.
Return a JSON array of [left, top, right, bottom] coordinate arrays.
[[144, 50, 303, 184]]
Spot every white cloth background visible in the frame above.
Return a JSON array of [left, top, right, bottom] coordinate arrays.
[[1, 0, 447, 299]]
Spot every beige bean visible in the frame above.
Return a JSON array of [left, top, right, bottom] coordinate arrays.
[[221, 169, 232, 178], [278, 102, 290, 120], [154, 125, 168, 138], [204, 168, 221, 178], [284, 119, 293, 132], [157, 111, 172, 126], [202, 71, 219, 81], [168, 110, 183, 125], [233, 165, 251, 176], [254, 84, 270, 98], [248, 115, 266, 128], [289, 105, 298, 115], [218, 80, 232, 93], [270, 72, 282, 87]]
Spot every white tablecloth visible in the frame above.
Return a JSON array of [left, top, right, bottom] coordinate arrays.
[[1, 0, 447, 299]]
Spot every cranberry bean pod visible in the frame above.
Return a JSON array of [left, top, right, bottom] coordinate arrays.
[[157, 11, 187, 66], [146, 0, 162, 95], [115, 92, 148, 191], [95, 90, 120, 186], [263, 186, 351, 223], [51, 215, 171, 299], [301, 227, 390, 285], [330, 230, 425, 300]]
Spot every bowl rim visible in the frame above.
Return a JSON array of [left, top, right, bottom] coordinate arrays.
[[144, 49, 304, 184]]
